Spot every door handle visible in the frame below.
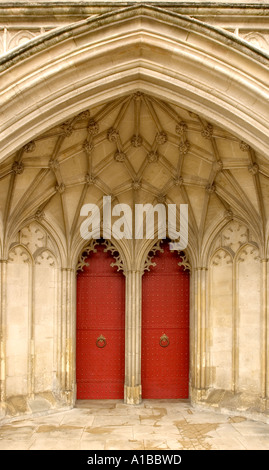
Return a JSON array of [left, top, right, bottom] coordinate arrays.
[[96, 334, 107, 348], [160, 333, 170, 347]]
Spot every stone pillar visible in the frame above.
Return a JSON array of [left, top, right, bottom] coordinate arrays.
[[61, 267, 75, 405], [124, 269, 142, 404], [0, 259, 8, 415], [194, 266, 207, 397], [261, 258, 268, 400]]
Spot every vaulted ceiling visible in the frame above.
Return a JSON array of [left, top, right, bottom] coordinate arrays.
[[0, 92, 268, 255]]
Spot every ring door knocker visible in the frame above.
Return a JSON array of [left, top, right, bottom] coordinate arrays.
[[160, 333, 170, 348], [96, 334, 107, 348]]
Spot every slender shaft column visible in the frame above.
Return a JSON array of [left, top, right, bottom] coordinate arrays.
[[124, 269, 142, 404], [261, 258, 268, 400], [61, 267, 75, 405], [194, 267, 207, 395], [0, 260, 8, 413]]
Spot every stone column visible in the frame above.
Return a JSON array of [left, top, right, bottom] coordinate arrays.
[[261, 258, 268, 401], [194, 266, 207, 397], [0, 259, 8, 415], [124, 269, 142, 404], [61, 267, 75, 405]]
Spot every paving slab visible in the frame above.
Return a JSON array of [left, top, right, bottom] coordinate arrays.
[[0, 399, 269, 450]]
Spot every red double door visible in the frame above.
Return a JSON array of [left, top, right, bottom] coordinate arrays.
[[76, 241, 189, 399]]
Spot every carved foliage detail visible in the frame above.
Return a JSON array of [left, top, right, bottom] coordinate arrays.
[[76, 239, 98, 273], [102, 240, 125, 275], [143, 240, 164, 273], [178, 253, 192, 272]]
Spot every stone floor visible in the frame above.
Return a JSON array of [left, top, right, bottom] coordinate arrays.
[[0, 399, 269, 450]]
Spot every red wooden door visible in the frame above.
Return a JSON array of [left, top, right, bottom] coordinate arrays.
[[142, 242, 189, 398], [76, 244, 125, 399]]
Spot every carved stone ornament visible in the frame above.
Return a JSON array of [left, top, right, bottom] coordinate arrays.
[[147, 151, 159, 163], [178, 141, 190, 155], [23, 140, 36, 153], [107, 128, 119, 142], [248, 163, 259, 175], [143, 240, 164, 273], [132, 180, 141, 190], [239, 141, 250, 152], [155, 131, 167, 145], [201, 123, 213, 139], [85, 173, 96, 185], [102, 240, 126, 275], [205, 183, 216, 194], [83, 140, 94, 154], [114, 151, 126, 162], [175, 121, 188, 136], [131, 135, 143, 147], [77, 109, 91, 120], [224, 209, 233, 220], [133, 91, 143, 101], [178, 253, 191, 272], [213, 160, 223, 173], [76, 239, 98, 273], [12, 161, 24, 175], [55, 183, 66, 194], [174, 176, 183, 187], [61, 122, 73, 137], [49, 158, 60, 171], [87, 119, 99, 136], [34, 209, 45, 221]]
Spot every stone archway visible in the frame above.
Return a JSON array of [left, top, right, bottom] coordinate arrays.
[[0, 4, 269, 421]]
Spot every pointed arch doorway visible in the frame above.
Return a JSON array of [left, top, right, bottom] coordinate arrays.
[[76, 242, 125, 399], [142, 241, 190, 399]]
